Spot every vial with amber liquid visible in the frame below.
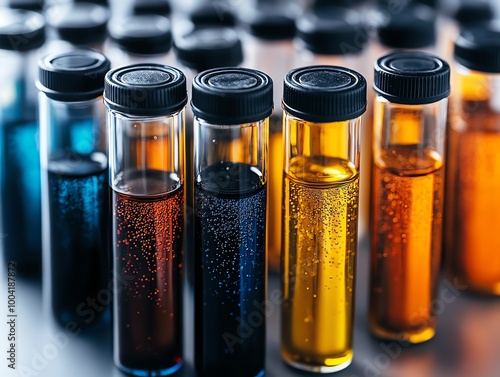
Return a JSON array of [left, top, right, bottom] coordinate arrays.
[[281, 66, 366, 372], [445, 25, 500, 295], [369, 52, 450, 343], [105, 64, 187, 376]]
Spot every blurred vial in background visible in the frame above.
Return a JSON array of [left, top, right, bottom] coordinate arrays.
[[0, 9, 46, 276], [106, 14, 174, 67], [239, 5, 296, 273], [372, 2, 437, 58], [295, 7, 369, 89], [445, 23, 500, 295], [174, 25, 243, 290], [45, 2, 110, 53], [186, 1, 237, 28], [438, 0, 495, 64], [131, 0, 171, 16], [7, 0, 44, 11], [74, 0, 109, 5], [295, 6, 371, 240], [175, 26, 243, 76]]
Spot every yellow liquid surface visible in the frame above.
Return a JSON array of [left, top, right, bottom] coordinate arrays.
[[282, 156, 358, 368], [369, 146, 443, 343], [446, 119, 500, 295]]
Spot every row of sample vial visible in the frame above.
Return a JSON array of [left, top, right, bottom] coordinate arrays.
[[5, 27, 500, 376], [1, 4, 500, 377], [1, 0, 497, 277]]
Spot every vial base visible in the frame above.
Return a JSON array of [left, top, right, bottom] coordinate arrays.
[[116, 362, 183, 377], [369, 321, 436, 344], [282, 351, 353, 373]]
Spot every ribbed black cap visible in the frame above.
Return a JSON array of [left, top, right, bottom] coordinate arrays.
[[0, 9, 45, 51], [244, 12, 296, 41], [189, 3, 236, 27], [454, 24, 500, 73], [377, 4, 436, 49], [454, 1, 494, 26], [38, 49, 110, 101], [8, 0, 44, 11], [105, 64, 187, 116], [374, 52, 450, 105], [297, 9, 367, 55], [283, 66, 366, 122], [192, 68, 273, 125], [132, 0, 171, 16], [175, 27, 243, 72], [109, 15, 172, 55], [47, 3, 109, 45]]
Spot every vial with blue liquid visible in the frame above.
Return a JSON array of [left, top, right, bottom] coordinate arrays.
[[38, 50, 110, 326], [0, 9, 46, 275], [192, 67, 272, 377]]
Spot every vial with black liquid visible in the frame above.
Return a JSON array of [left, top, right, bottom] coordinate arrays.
[[192, 67, 272, 377]]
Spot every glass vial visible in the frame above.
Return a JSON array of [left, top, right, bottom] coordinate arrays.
[[38, 50, 110, 326], [192, 68, 272, 377], [241, 8, 296, 273], [106, 14, 173, 68], [369, 52, 450, 343], [281, 66, 366, 373], [105, 64, 186, 376], [445, 25, 500, 295], [0, 9, 46, 275]]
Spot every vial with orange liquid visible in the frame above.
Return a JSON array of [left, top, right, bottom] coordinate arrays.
[[369, 52, 450, 344], [445, 25, 500, 295]]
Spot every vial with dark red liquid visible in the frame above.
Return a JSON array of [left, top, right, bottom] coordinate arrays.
[[192, 67, 272, 377], [38, 50, 110, 326], [105, 64, 187, 376]]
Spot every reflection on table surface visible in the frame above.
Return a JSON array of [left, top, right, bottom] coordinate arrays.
[[2, 240, 500, 377]]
